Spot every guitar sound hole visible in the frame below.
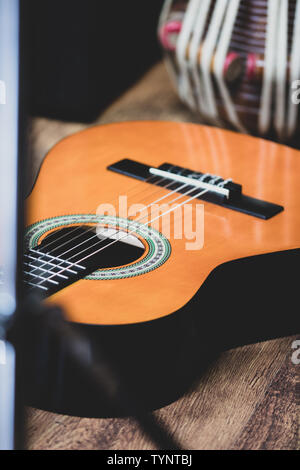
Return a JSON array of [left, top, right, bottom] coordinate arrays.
[[39, 225, 146, 272]]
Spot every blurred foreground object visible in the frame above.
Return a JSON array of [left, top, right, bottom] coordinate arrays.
[[0, 0, 26, 450], [158, 0, 300, 147]]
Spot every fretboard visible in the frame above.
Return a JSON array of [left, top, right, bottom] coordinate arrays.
[[23, 248, 87, 296], [23, 224, 145, 297]]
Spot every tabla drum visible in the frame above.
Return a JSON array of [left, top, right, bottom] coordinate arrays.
[[158, 0, 300, 148]]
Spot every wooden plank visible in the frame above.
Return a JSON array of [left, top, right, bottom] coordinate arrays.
[[26, 336, 298, 450], [232, 352, 299, 450]]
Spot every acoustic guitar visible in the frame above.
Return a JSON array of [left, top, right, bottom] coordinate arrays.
[[24, 121, 300, 417]]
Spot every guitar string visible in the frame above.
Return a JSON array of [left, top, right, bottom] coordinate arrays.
[[27, 171, 173, 255], [27, 172, 227, 289], [25, 174, 193, 286], [24, 170, 181, 275], [30, 184, 211, 289], [24, 170, 187, 277], [34, 180, 196, 264], [28, 175, 223, 289], [27, 183, 208, 290]]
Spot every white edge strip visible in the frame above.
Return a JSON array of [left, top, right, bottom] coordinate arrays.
[[213, 0, 246, 133]]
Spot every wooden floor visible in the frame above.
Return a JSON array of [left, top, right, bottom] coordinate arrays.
[[26, 63, 299, 450]]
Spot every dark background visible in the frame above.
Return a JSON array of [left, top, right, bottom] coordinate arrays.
[[24, 0, 163, 122]]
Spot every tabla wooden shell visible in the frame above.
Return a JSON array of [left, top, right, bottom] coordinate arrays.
[[159, 0, 300, 148]]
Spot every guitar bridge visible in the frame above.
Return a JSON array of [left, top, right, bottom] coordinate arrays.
[[108, 159, 284, 220]]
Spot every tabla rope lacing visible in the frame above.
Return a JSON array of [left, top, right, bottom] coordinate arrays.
[[176, 0, 201, 108], [189, 0, 211, 114], [259, 0, 280, 134], [213, 0, 247, 133], [166, 0, 299, 139], [199, 0, 228, 125], [158, 0, 179, 86]]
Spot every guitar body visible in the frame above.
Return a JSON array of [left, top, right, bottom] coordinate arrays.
[[25, 122, 300, 416]]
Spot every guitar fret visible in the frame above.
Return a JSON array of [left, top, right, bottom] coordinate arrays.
[[23, 246, 88, 296], [25, 253, 77, 275], [29, 249, 86, 271], [24, 270, 59, 285], [23, 261, 69, 280], [24, 279, 49, 291]]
